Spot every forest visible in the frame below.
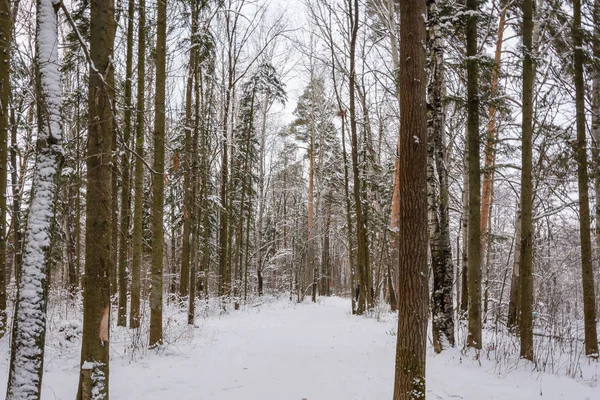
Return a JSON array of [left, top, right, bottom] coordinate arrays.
[[0, 0, 599, 399]]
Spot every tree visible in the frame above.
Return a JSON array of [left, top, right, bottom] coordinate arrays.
[[77, 0, 115, 396], [427, 0, 455, 353], [0, 0, 10, 338], [117, 0, 136, 327], [573, 0, 599, 357], [393, 0, 428, 398], [466, 0, 482, 351], [6, 0, 63, 397], [130, 0, 146, 330], [519, 0, 535, 361], [348, 0, 371, 315], [150, 0, 167, 348]]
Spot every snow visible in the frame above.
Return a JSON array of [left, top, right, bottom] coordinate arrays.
[[5, 0, 63, 398], [1, 297, 599, 399]]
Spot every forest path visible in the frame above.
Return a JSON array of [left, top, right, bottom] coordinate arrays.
[[1, 296, 598, 399]]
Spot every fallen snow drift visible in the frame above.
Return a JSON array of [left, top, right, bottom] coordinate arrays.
[[0, 296, 598, 399]]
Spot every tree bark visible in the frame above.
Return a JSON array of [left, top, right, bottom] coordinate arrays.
[[77, 0, 115, 397], [149, 0, 167, 348], [427, 0, 454, 353], [0, 0, 10, 338], [393, 0, 428, 397], [180, 0, 199, 300], [593, 0, 600, 349], [6, 0, 62, 397], [130, 0, 146, 330], [519, 0, 535, 361], [573, 0, 599, 357], [480, 0, 507, 269], [117, 0, 135, 327], [466, 0, 482, 350], [348, 0, 370, 315], [507, 205, 521, 329]]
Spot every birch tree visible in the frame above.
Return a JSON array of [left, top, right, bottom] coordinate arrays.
[[0, 0, 10, 339], [6, 0, 63, 397]]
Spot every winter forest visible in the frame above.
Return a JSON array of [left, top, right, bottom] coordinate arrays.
[[0, 0, 600, 398]]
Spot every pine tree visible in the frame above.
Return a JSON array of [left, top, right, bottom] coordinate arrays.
[[130, 0, 146, 330], [150, 0, 167, 348], [466, 0, 482, 351], [573, 0, 599, 357], [519, 0, 535, 361]]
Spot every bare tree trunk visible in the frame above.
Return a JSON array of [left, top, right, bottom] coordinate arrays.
[[592, 0, 600, 356], [519, 0, 535, 361], [460, 155, 469, 316], [181, 0, 199, 300], [507, 205, 521, 329], [130, 0, 146, 330], [466, 0, 482, 351], [393, 0, 428, 397], [573, 0, 599, 357], [348, 0, 370, 315], [77, 0, 115, 397], [0, 0, 10, 338], [6, 0, 63, 396], [480, 0, 507, 269], [117, 0, 135, 327], [427, 0, 454, 353], [150, 0, 167, 348]]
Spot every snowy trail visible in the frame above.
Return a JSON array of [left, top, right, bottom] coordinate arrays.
[[1, 296, 598, 399]]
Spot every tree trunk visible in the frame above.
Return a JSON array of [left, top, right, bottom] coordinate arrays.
[[149, 0, 167, 348], [77, 0, 115, 397], [6, 0, 63, 397], [0, 0, 10, 338], [466, 0, 482, 351], [130, 0, 146, 330], [519, 0, 535, 361], [460, 155, 469, 316], [117, 0, 135, 327], [507, 205, 521, 329], [480, 0, 507, 270], [573, 0, 599, 357], [181, 0, 199, 300], [593, 0, 600, 346], [348, 0, 370, 315], [393, 0, 428, 397], [427, 0, 454, 353]]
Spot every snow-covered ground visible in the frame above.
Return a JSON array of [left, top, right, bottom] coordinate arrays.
[[0, 296, 598, 399]]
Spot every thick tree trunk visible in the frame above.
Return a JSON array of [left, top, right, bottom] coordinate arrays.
[[519, 0, 535, 361], [130, 0, 146, 330], [77, 0, 115, 397], [466, 0, 482, 350], [573, 0, 599, 357], [0, 0, 10, 338], [149, 0, 167, 348], [6, 1, 62, 397], [393, 0, 428, 397]]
